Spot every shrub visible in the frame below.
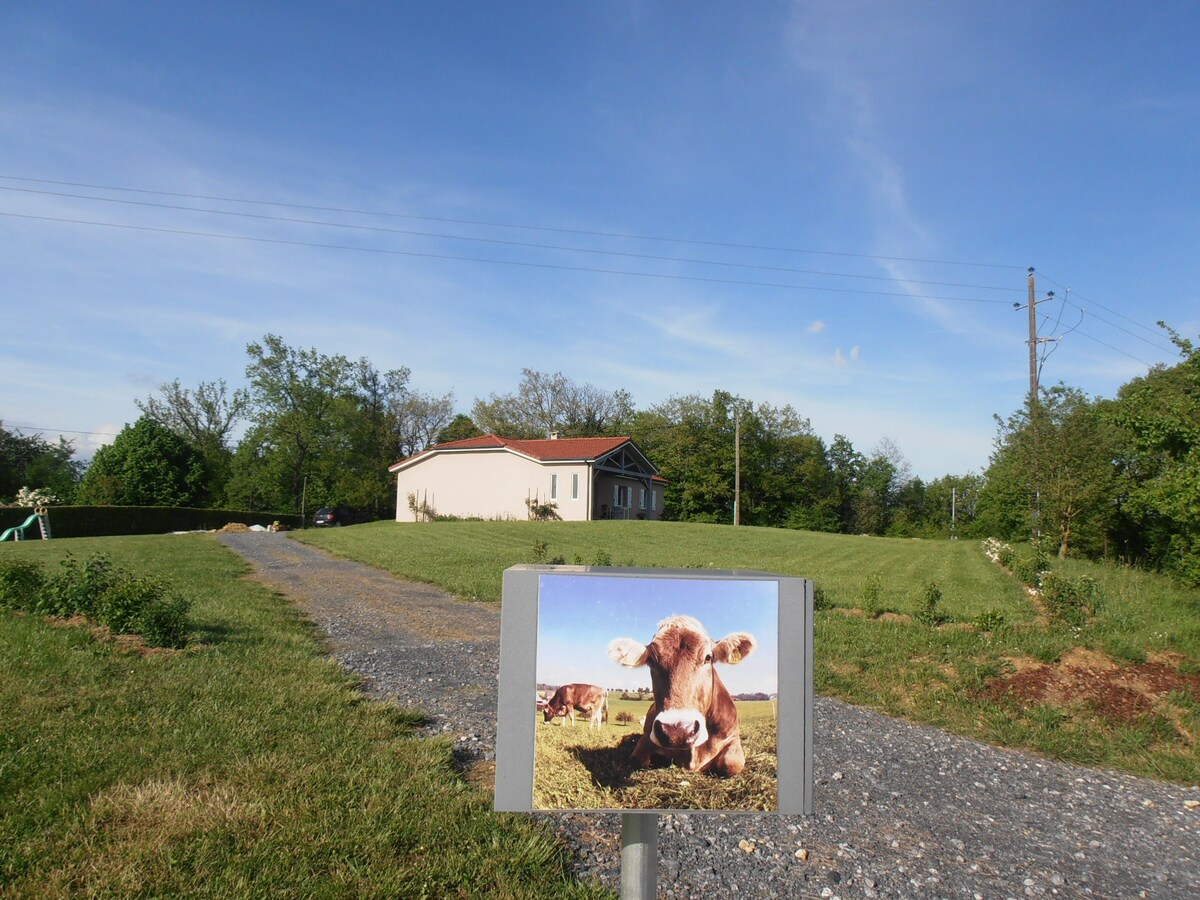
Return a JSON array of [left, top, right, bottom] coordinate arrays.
[[0, 559, 46, 610], [615, 711, 636, 725], [1, 553, 189, 648], [592, 548, 613, 567], [915, 581, 948, 626], [531, 540, 549, 562], [96, 575, 161, 634], [40, 553, 116, 617], [1041, 571, 1101, 628], [136, 592, 192, 649], [972, 609, 1006, 632], [812, 584, 830, 611], [525, 497, 561, 521], [861, 573, 883, 617]]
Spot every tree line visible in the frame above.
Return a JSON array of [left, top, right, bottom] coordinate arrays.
[[4, 327, 1198, 584]]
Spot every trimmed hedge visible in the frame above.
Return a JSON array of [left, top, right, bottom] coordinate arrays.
[[0, 506, 303, 539]]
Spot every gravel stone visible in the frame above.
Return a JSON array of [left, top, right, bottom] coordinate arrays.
[[219, 532, 1200, 898]]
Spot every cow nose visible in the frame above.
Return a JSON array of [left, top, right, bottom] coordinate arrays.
[[653, 713, 703, 747]]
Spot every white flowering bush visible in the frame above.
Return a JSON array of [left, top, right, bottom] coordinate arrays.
[[981, 537, 1012, 566], [14, 486, 59, 507]]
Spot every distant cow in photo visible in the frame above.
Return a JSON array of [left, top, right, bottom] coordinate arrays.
[[542, 683, 608, 729], [607, 615, 756, 777]]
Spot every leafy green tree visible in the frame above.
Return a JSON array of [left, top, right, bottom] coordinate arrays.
[[435, 414, 483, 445], [229, 335, 410, 517], [629, 392, 738, 522], [630, 391, 837, 528], [135, 378, 248, 504], [981, 384, 1120, 558], [827, 434, 865, 532], [1108, 325, 1200, 582], [0, 423, 84, 503], [77, 417, 207, 506], [912, 473, 985, 538]]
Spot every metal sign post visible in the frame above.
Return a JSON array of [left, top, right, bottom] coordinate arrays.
[[621, 812, 658, 899]]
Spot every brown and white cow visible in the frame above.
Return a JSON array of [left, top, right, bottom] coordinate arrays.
[[542, 683, 608, 729], [607, 615, 755, 777]]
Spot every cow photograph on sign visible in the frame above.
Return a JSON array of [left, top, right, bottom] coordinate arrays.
[[530, 572, 780, 812]]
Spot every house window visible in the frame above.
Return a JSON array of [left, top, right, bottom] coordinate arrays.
[[550, 473, 557, 500], [572, 473, 579, 499], [614, 485, 630, 508], [650, 488, 656, 511], [638, 488, 647, 510]]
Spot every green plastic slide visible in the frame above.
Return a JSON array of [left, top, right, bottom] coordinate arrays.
[[0, 513, 45, 542]]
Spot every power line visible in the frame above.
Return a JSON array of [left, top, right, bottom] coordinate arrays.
[[0, 184, 1027, 294], [0, 173, 1027, 271], [0, 211, 1018, 304], [6, 423, 119, 437], [1038, 271, 1177, 351]]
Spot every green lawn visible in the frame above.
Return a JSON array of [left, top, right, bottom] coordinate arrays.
[[0, 535, 606, 898], [300, 520, 1200, 784]]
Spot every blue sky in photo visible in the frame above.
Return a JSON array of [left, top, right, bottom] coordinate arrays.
[[536, 573, 779, 694], [2, 2, 1198, 478]]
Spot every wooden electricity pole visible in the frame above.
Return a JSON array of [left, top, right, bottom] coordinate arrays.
[[1027, 268, 1039, 401]]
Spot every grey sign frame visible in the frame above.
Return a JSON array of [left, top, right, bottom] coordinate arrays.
[[495, 564, 813, 815]]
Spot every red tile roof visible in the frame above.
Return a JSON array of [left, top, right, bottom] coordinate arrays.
[[390, 435, 644, 470]]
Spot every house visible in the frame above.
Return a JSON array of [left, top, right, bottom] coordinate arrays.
[[389, 434, 666, 522]]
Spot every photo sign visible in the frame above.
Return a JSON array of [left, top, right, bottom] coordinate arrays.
[[495, 565, 813, 815]]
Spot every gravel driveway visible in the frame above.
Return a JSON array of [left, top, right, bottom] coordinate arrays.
[[217, 532, 1200, 899]]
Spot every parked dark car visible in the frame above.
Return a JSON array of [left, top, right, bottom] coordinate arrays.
[[312, 506, 365, 527]]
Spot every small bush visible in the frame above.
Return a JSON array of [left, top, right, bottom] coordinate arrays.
[[525, 498, 561, 521], [997, 546, 1015, 568], [40, 553, 116, 617], [916, 581, 948, 626], [812, 584, 830, 611], [1041, 571, 1101, 628], [0, 559, 46, 610], [592, 548, 613, 567], [1011, 554, 1049, 589], [2, 553, 190, 648], [615, 711, 636, 725], [972, 609, 1006, 632], [96, 575, 166, 634], [136, 592, 191, 649], [861, 573, 883, 617], [531, 540, 549, 562]]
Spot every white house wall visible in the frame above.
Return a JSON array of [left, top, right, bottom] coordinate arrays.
[[394, 452, 592, 521]]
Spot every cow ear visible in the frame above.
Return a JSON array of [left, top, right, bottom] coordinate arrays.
[[607, 638, 649, 668], [713, 633, 756, 665]]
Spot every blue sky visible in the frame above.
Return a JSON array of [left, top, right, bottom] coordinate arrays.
[[536, 573, 779, 695], [2, 2, 1197, 479]]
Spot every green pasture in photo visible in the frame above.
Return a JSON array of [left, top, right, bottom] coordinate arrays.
[[532, 701, 778, 812]]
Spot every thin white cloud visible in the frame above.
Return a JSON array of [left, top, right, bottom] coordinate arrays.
[[806, 319, 826, 333]]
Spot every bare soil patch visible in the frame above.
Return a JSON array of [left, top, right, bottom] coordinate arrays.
[[985, 646, 1200, 736]]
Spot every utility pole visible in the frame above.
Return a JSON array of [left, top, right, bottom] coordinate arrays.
[[733, 407, 741, 526], [1018, 268, 1055, 540], [1027, 268, 1038, 401]]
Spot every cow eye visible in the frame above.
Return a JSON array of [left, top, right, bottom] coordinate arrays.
[[704, 652, 713, 664]]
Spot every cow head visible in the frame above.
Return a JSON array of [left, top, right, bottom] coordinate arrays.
[[607, 615, 755, 752]]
